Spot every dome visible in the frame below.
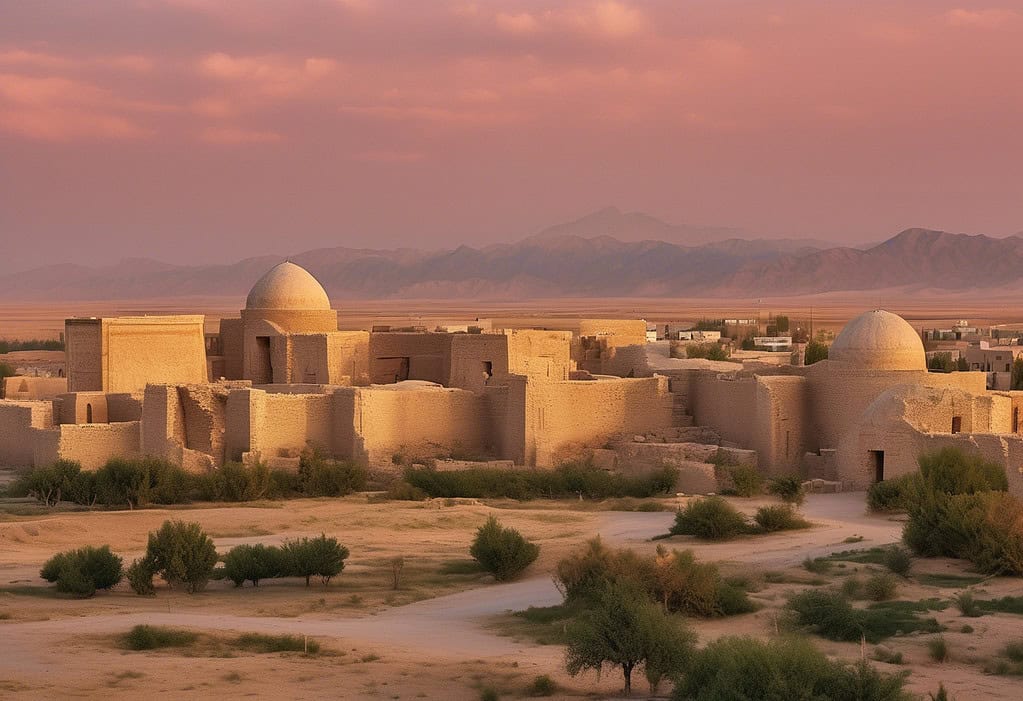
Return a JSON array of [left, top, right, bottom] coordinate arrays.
[[829, 310, 925, 371], [245, 262, 331, 311]]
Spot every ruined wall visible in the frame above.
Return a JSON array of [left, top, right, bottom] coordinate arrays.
[[65, 319, 103, 391], [329, 331, 370, 386], [2, 376, 67, 401], [288, 334, 334, 384], [526, 376, 673, 466], [33, 421, 140, 471], [689, 372, 758, 449], [577, 319, 648, 348], [505, 330, 573, 381], [449, 334, 509, 392], [368, 333, 450, 385], [0, 401, 54, 466], [225, 388, 334, 463], [752, 376, 812, 475], [483, 375, 527, 465], [219, 317, 244, 380], [107, 393, 144, 422], [347, 384, 488, 467]]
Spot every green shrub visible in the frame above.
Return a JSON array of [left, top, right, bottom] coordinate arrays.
[[868, 475, 917, 512], [555, 537, 643, 602], [786, 589, 941, 643], [234, 632, 318, 654], [40, 545, 123, 597], [927, 636, 950, 662], [470, 517, 539, 581], [804, 340, 829, 365], [803, 557, 832, 574], [883, 546, 912, 577], [767, 475, 806, 505], [280, 534, 349, 586], [222, 544, 286, 587], [753, 504, 810, 532], [864, 573, 899, 602], [841, 576, 864, 598], [726, 464, 762, 497], [526, 675, 556, 697], [198, 461, 279, 502], [143, 520, 218, 593], [671, 497, 749, 540], [20, 460, 87, 506], [918, 448, 1008, 495], [873, 646, 904, 665], [122, 625, 198, 650], [402, 461, 677, 500], [953, 591, 982, 617], [297, 449, 367, 497], [479, 688, 499, 701], [126, 557, 155, 595], [385, 480, 428, 501], [672, 636, 911, 701]]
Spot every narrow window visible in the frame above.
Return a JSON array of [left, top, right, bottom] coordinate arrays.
[[951, 416, 962, 434], [86, 403, 93, 424], [1013, 407, 1019, 433]]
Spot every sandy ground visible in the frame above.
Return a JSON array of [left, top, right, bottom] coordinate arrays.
[[2, 493, 1022, 699]]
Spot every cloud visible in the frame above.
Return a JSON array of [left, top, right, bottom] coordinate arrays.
[[0, 107, 151, 141], [197, 53, 340, 98], [0, 49, 153, 72], [495, 12, 540, 34], [944, 8, 1022, 28], [491, 1, 646, 39], [199, 125, 284, 144], [588, 0, 645, 38]]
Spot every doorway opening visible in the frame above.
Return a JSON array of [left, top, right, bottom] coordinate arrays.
[[869, 450, 885, 483], [255, 336, 273, 384], [951, 416, 962, 434]]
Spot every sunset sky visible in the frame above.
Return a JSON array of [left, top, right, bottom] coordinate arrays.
[[1, 1, 1021, 271]]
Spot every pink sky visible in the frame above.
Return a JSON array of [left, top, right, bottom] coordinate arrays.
[[1, 1, 1021, 271]]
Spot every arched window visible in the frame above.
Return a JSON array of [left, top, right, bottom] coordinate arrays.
[[86, 403, 93, 424]]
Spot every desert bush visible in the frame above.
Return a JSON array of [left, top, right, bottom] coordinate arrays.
[[673, 636, 911, 701], [767, 475, 806, 505], [19, 459, 89, 506], [555, 539, 752, 617], [126, 557, 155, 595], [786, 589, 941, 643], [526, 675, 556, 697], [753, 504, 810, 532], [234, 632, 318, 654], [917, 448, 1008, 495], [864, 573, 899, 602], [297, 448, 367, 497], [927, 636, 950, 663], [93, 458, 149, 508], [470, 516, 540, 581], [873, 646, 904, 665], [222, 544, 286, 587], [952, 591, 982, 617], [385, 479, 428, 501], [402, 461, 677, 500], [868, 476, 917, 512], [803, 557, 832, 574], [725, 464, 762, 497], [143, 520, 218, 593], [670, 497, 749, 540], [882, 546, 913, 577], [281, 534, 349, 586], [122, 625, 198, 650], [197, 461, 280, 502], [841, 576, 864, 598], [565, 581, 695, 696], [40, 545, 123, 597]]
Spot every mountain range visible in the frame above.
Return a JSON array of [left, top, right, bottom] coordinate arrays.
[[1, 208, 1020, 300]]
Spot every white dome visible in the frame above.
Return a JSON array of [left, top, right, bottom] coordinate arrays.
[[245, 262, 331, 311], [829, 310, 925, 371]]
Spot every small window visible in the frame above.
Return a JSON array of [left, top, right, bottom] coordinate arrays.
[[951, 416, 962, 434], [86, 403, 93, 424], [482, 361, 493, 380], [1013, 407, 1019, 433]]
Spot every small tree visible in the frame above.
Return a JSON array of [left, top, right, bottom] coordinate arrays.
[[774, 315, 790, 333], [469, 516, 540, 581], [705, 344, 729, 362], [928, 353, 954, 372], [126, 557, 156, 595], [94, 458, 150, 509], [565, 581, 694, 696], [282, 534, 349, 586], [23, 460, 84, 506], [144, 520, 218, 593], [222, 544, 285, 587], [804, 340, 829, 365], [40, 545, 123, 598]]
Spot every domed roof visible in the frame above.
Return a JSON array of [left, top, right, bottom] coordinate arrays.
[[829, 310, 925, 371], [245, 262, 331, 311]]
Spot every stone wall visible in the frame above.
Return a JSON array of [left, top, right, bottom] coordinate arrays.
[[505, 330, 573, 381], [32, 421, 140, 470], [2, 376, 67, 401], [0, 401, 54, 466]]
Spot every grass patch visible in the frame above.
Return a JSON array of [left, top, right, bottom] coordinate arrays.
[[974, 595, 1023, 615], [438, 559, 485, 575], [915, 573, 988, 588], [491, 604, 580, 646], [122, 625, 198, 651], [787, 590, 943, 643], [868, 598, 949, 613], [823, 547, 891, 565], [233, 633, 319, 654]]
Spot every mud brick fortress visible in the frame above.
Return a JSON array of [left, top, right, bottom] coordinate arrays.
[[2, 262, 1021, 495]]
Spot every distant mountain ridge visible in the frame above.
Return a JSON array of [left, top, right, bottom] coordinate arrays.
[[0, 210, 1019, 301]]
